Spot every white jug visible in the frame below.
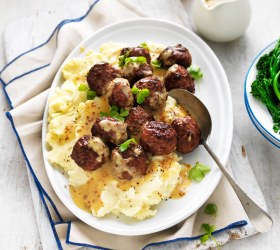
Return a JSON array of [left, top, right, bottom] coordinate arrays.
[[191, 0, 251, 42]]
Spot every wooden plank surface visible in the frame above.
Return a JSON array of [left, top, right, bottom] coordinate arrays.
[[0, 0, 279, 249]]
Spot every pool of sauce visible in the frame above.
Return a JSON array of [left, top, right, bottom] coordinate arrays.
[[70, 157, 192, 214]]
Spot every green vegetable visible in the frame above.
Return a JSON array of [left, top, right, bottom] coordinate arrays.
[[99, 106, 129, 122], [251, 39, 280, 133], [78, 84, 88, 91], [139, 42, 149, 50], [87, 90, 96, 100], [204, 203, 218, 216], [118, 49, 131, 67], [151, 59, 162, 68], [187, 64, 203, 80], [78, 84, 97, 100], [188, 162, 211, 182], [124, 56, 147, 66], [200, 223, 220, 249], [131, 86, 150, 104], [119, 138, 137, 152]]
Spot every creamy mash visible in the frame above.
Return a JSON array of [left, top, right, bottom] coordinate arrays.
[[46, 42, 191, 220]]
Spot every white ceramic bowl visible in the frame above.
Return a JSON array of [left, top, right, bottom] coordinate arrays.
[[244, 40, 280, 149], [42, 18, 233, 236]]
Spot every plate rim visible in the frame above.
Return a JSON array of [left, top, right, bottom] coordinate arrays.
[[42, 18, 233, 236], [244, 39, 280, 146]]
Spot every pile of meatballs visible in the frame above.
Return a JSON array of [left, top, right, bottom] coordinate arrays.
[[71, 44, 201, 181]]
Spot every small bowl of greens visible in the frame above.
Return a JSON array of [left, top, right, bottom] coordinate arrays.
[[245, 38, 280, 148]]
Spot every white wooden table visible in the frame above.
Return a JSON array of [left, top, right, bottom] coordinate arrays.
[[0, 0, 279, 249]]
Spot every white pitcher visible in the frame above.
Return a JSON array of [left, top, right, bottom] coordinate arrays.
[[191, 0, 251, 42]]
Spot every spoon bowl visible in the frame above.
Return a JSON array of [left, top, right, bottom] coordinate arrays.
[[168, 88, 273, 233]]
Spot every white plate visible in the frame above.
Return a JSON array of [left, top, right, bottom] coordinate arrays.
[[244, 40, 280, 148], [42, 19, 233, 236]]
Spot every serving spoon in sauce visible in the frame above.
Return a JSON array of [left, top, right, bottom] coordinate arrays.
[[168, 88, 273, 233]]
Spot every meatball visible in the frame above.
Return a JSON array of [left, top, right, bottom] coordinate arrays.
[[120, 46, 151, 64], [158, 44, 192, 69], [122, 62, 153, 84], [140, 121, 177, 155], [164, 64, 195, 93], [70, 135, 109, 171], [91, 117, 127, 146], [125, 106, 154, 136], [133, 77, 167, 110], [87, 62, 121, 96], [111, 143, 149, 180], [107, 78, 134, 108], [172, 116, 201, 153]]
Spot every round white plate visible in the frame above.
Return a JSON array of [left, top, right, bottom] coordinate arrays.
[[244, 40, 280, 148], [42, 19, 233, 236]]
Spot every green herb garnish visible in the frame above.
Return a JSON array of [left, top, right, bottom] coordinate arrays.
[[78, 84, 96, 100], [204, 203, 218, 216], [139, 42, 149, 50], [87, 90, 96, 100], [124, 56, 147, 66], [200, 224, 220, 249], [119, 138, 137, 152], [187, 64, 203, 80], [131, 86, 150, 104], [151, 59, 162, 68], [99, 106, 129, 122], [78, 84, 88, 91], [188, 162, 211, 182], [118, 50, 130, 67], [251, 39, 280, 133]]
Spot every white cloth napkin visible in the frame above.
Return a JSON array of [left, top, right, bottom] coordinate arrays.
[[1, 0, 259, 249]]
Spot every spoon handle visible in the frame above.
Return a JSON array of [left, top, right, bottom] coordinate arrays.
[[202, 141, 273, 233]]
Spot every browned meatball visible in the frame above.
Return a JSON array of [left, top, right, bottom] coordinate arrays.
[[87, 62, 121, 96], [172, 116, 201, 153], [70, 135, 109, 171], [164, 64, 195, 93], [125, 106, 154, 136], [91, 117, 127, 145], [122, 62, 153, 84], [107, 78, 134, 108], [140, 121, 177, 155], [158, 44, 192, 69], [111, 143, 149, 180], [120, 46, 151, 64], [133, 77, 167, 110]]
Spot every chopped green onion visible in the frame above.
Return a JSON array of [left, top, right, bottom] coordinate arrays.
[[119, 138, 137, 152], [78, 84, 88, 91], [139, 42, 149, 50], [187, 64, 203, 80], [87, 90, 96, 100], [124, 56, 147, 66], [188, 162, 211, 182], [151, 59, 162, 68], [119, 108, 129, 117], [118, 50, 130, 67], [131, 86, 139, 94]]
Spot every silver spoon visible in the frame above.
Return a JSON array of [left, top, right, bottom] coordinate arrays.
[[168, 88, 273, 233]]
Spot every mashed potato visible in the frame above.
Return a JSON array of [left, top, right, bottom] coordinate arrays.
[[46, 42, 191, 220]]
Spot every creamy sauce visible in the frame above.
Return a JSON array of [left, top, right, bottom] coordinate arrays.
[[70, 156, 192, 213], [88, 137, 109, 163]]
